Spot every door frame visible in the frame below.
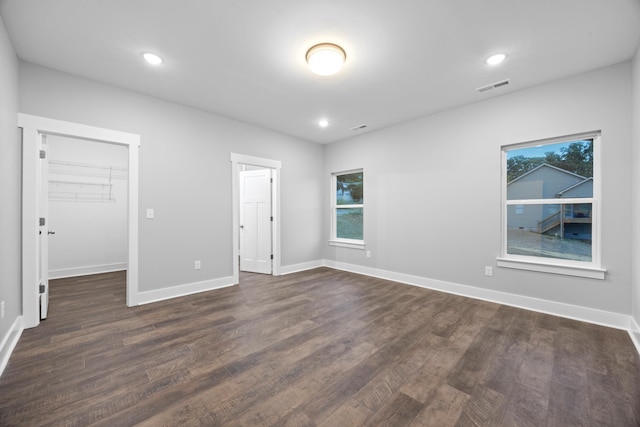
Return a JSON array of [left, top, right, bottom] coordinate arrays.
[[38, 134, 50, 319], [230, 153, 281, 283], [20, 114, 141, 329]]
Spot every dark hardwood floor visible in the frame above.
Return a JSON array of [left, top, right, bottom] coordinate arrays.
[[1, 268, 639, 426]]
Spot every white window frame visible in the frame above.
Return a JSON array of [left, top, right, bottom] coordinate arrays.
[[329, 169, 365, 249], [497, 132, 606, 279]]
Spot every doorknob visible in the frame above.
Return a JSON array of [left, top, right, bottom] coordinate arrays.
[[48, 230, 56, 235], [239, 225, 244, 229]]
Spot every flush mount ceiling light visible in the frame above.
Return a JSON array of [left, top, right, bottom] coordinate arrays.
[[318, 119, 329, 128], [142, 52, 163, 65], [306, 43, 346, 76], [486, 53, 507, 65]]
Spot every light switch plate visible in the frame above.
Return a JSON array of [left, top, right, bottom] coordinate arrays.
[[146, 208, 154, 219]]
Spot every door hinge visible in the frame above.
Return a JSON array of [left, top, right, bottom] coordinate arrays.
[[270, 254, 273, 260], [39, 217, 46, 226], [39, 284, 45, 294], [39, 150, 46, 159], [270, 178, 273, 183], [270, 216, 273, 222]]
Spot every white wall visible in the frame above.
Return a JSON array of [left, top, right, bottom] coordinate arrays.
[[632, 45, 640, 334], [47, 135, 128, 278], [324, 62, 633, 316], [14, 42, 638, 330], [19, 62, 324, 293], [0, 15, 21, 364]]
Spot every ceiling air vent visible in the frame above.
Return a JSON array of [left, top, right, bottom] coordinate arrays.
[[476, 78, 510, 93], [350, 124, 368, 131]]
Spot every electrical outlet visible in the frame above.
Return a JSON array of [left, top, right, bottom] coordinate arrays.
[[1, 301, 5, 319], [146, 208, 155, 219], [485, 266, 493, 277], [194, 260, 201, 270], [366, 251, 372, 258]]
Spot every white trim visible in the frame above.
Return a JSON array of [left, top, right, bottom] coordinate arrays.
[[230, 153, 281, 170], [594, 134, 602, 268], [504, 131, 602, 152], [328, 240, 366, 249], [137, 276, 236, 305], [49, 263, 127, 279], [629, 317, 640, 356], [20, 114, 140, 329], [21, 126, 39, 329], [496, 257, 606, 279], [505, 198, 595, 205], [230, 153, 282, 283], [322, 259, 629, 330], [279, 260, 326, 275], [0, 316, 23, 378]]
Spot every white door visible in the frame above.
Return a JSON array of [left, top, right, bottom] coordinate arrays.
[[239, 169, 272, 274], [38, 134, 50, 319]]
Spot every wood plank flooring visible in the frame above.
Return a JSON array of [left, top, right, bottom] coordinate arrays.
[[1, 268, 639, 426]]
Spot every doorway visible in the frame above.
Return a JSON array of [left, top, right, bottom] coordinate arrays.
[[47, 135, 129, 280], [239, 167, 272, 274], [230, 153, 281, 284], [20, 114, 140, 329]]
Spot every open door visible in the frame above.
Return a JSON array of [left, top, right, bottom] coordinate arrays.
[[38, 134, 50, 319], [21, 114, 140, 330], [239, 169, 272, 274]]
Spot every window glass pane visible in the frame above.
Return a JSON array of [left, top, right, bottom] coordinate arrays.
[[336, 208, 363, 240], [336, 172, 363, 205], [507, 203, 592, 261], [506, 139, 593, 200]]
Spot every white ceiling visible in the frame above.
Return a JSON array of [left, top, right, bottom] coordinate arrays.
[[1, 0, 639, 144]]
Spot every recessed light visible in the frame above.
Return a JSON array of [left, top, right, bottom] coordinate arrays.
[[143, 52, 163, 65], [318, 119, 329, 128], [486, 53, 507, 65], [306, 43, 346, 76]]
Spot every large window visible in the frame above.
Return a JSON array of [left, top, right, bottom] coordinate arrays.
[[498, 133, 605, 279], [330, 170, 364, 247]]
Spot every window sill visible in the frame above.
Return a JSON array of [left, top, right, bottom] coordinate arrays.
[[328, 240, 365, 250], [496, 257, 606, 280]]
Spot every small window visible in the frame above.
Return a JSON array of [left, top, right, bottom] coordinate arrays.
[[330, 170, 364, 248], [498, 133, 605, 279]]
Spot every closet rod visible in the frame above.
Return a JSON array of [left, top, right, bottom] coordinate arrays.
[[48, 160, 127, 172], [49, 179, 113, 187]]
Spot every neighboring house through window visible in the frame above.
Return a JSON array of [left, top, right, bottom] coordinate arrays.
[[497, 133, 605, 279], [330, 170, 364, 248]]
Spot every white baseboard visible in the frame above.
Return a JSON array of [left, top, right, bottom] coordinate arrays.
[[49, 262, 127, 279], [279, 260, 326, 275], [0, 316, 23, 378], [629, 317, 640, 355], [137, 276, 236, 305], [324, 260, 631, 331]]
